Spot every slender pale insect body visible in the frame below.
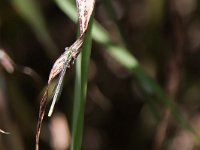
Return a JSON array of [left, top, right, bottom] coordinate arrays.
[[48, 38, 82, 117], [48, 48, 73, 117]]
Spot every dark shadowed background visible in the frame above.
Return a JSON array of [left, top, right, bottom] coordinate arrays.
[[0, 0, 200, 150]]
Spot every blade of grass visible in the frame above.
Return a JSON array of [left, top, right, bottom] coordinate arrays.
[[55, 0, 200, 143], [11, 0, 58, 59], [55, 0, 138, 68], [70, 13, 94, 150]]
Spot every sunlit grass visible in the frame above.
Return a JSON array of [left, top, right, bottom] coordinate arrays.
[[54, 0, 200, 146]]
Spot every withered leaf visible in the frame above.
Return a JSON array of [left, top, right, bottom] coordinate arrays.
[[48, 37, 83, 84], [36, 0, 96, 149], [48, 50, 70, 84], [76, 0, 96, 36]]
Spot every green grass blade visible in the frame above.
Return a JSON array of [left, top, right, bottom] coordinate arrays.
[[70, 14, 94, 150], [55, 0, 138, 69], [11, 0, 58, 59], [55, 0, 200, 143]]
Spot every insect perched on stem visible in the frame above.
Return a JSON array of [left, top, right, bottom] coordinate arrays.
[[48, 48, 73, 117], [48, 38, 83, 116], [36, 0, 95, 149]]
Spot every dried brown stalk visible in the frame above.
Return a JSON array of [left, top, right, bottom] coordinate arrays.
[[35, 0, 96, 149]]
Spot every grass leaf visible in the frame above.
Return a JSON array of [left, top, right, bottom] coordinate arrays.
[[11, 0, 58, 59], [55, 0, 200, 143], [70, 13, 94, 150]]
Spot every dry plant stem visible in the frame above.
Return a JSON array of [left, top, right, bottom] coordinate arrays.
[[153, 1, 184, 150], [36, 90, 48, 150], [35, 36, 84, 150], [36, 0, 95, 149], [0, 49, 42, 88]]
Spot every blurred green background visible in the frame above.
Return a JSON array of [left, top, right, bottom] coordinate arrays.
[[1, 0, 200, 150]]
